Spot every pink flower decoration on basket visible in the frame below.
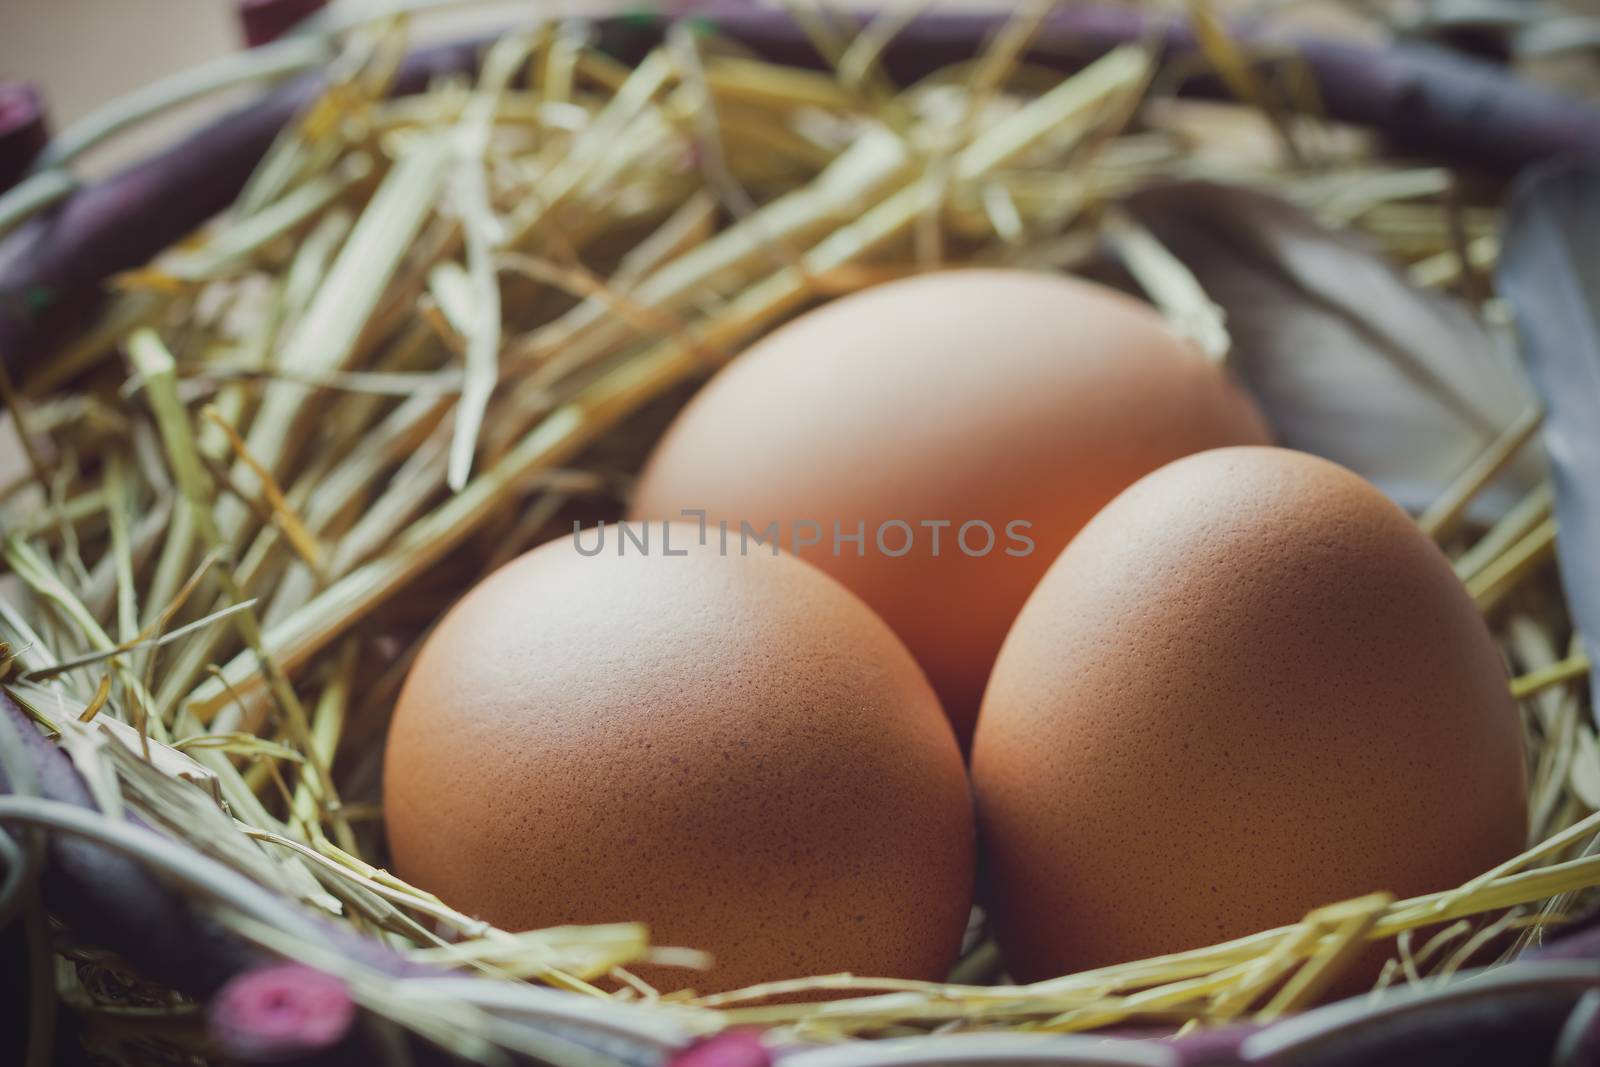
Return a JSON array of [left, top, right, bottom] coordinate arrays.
[[209, 963, 356, 1062], [670, 1030, 774, 1067]]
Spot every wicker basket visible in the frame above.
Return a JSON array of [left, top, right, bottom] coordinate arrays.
[[2, 5, 1599, 1066]]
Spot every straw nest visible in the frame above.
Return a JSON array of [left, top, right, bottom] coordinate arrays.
[[0, 5, 1594, 1064]]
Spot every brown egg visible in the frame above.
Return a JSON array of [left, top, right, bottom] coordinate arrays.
[[971, 447, 1527, 983], [629, 269, 1270, 745], [384, 525, 974, 994]]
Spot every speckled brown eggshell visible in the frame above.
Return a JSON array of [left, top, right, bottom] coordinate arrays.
[[971, 446, 1528, 983], [628, 269, 1271, 746], [383, 524, 974, 994]]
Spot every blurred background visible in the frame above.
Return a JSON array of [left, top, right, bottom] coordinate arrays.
[[1, 0, 235, 127]]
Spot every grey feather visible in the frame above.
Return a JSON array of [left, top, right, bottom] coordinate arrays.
[[1498, 155, 1600, 721], [1126, 180, 1542, 519]]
